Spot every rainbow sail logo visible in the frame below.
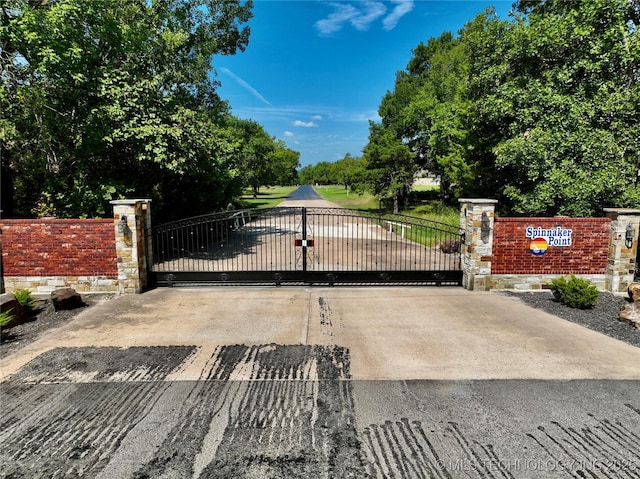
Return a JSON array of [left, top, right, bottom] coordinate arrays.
[[525, 226, 572, 256], [529, 237, 548, 256]]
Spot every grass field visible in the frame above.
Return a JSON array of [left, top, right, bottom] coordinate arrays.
[[402, 202, 459, 227], [313, 185, 459, 227], [239, 186, 298, 209], [312, 185, 380, 210]]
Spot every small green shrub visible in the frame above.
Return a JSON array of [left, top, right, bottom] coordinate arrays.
[[0, 309, 13, 328], [1, 309, 14, 338], [549, 275, 600, 309], [14, 289, 35, 314]]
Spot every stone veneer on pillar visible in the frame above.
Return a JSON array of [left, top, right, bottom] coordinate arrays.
[[604, 208, 640, 293], [458, 199, 497, 291], [110, 199, 152, 294]]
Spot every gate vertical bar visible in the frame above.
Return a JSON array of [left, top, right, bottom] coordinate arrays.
[[302, 207, 308, 273]]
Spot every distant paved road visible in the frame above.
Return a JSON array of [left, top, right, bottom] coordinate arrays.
[[286, 185, 323, 201], [281, 185, 340, 208]]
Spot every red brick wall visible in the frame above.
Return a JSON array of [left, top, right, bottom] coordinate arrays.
[[491, 217, 610, 274], [0, 219, 117, 276]]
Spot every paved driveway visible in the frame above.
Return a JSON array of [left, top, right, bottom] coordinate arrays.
[[1, 287, 639, 478]]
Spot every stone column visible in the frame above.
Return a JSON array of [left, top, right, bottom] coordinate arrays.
[[459, 199, 498, 291], [604, 208, 640, 293], [110, 199, 152, 294]]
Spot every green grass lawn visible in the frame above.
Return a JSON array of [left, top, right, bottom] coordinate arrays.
[[239, 186, 298, 209], [402, 203, 459, 227], [411, 184, 439, 192], [313, 185, 459, 227], [312, 185, 381, 210]]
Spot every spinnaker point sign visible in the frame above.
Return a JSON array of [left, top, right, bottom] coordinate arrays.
[[525, 226, 573, 256]]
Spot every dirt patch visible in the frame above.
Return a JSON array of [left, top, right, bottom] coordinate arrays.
[[0, 293, 116, 359]]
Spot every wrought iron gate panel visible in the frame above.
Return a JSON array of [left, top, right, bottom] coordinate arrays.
[[151, 207, 463, 286]]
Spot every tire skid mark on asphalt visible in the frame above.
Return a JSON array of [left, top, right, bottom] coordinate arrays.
[[527, 410, 640, 479], [361, 412, 640, 479], [362, 418, 520, 479], [196, 343, 348, 382], [448, 421, 513, 479], [133, 344, 366, 479], [131, 380, 233, 478], [4, 346, 197, 384], [363, 419, 447, 479], [0, 346, 197, 478], [0, 381, 170, 478], [0, 345, 368, 478], [626, 403, 640, 416], [0, 382, 62, 432]]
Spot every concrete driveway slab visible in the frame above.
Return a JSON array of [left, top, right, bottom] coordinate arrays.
[[2, 287, 640, 382], [2, 286, 639, 478]]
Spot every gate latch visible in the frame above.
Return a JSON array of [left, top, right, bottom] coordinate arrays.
[[295, 239, 315, 247]]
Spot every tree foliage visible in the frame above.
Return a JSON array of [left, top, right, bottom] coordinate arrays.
[[362, 0, 640, 216], [362, 123, 415, 213], [226, 118, 300, 197], [466, 0, 640, 216], [298, 154, 367, 191], [1, 0, 297, 221]]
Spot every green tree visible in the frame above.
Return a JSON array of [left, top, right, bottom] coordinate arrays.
[[368, 0, 639, 216], [298, 164, 315, 185], [1, 0, 253, 219], [464, 0, 640, 215], [227, 118, 276, 197], [372, 32, 472, 204], [331, 154, 367, 191], [304, 161, 334, 185], [363, 123, 415, 213], [269, 141, 300, 186]]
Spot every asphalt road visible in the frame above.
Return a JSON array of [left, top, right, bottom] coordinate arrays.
[[286, 185, 324, 201], [1, 287, 640, 478]]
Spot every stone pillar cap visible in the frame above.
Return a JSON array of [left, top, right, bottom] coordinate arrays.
[[110, 199, 153, 206], [458, 198, 498, 204], [603, 208, 640, 215]]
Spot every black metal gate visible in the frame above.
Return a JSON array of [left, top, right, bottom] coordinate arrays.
[[150, 207, 463, 286]]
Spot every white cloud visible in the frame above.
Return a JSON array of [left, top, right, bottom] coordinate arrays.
[[219, 67, 271, 105], [382, 0, 414, 30], [292, 120, 319, 128], [284, 131, 294, 137], [351, 1, 387, 30], [310, 115, 323, 121], [315, 1, 387, 35], [315, 3, 357, 35]]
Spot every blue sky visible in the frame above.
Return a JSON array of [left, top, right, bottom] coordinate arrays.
[[212, 0, 512, 168]]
